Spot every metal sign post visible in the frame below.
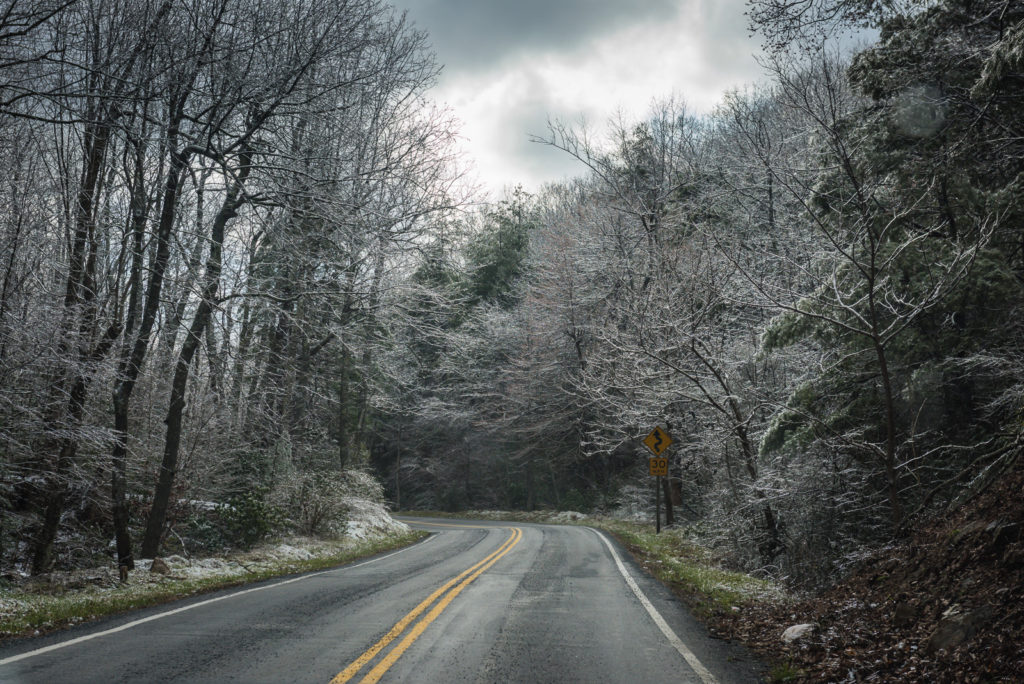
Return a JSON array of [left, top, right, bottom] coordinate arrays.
[[656, 474, 661, 533], [643, 427, 673, 534]]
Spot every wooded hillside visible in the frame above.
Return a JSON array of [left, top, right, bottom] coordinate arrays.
[[1, 0, 1022, 590], [370, 0, 1024, 585]]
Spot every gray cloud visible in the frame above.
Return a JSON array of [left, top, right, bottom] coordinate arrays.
[[486, 95, 592, 189], [393, 0, 680, 74], [388, 0, 766, 191]]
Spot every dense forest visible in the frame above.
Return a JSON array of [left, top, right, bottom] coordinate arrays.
[[1, 0, 1022, 588]]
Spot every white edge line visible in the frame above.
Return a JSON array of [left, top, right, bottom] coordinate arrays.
[[0, 534, 435, 667], [592, 528, 719, 684]]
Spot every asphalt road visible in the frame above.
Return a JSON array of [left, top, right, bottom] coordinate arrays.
[[0, 519, 764, 683]]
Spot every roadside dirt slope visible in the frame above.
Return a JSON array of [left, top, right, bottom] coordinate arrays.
[[712, 455, 1024, 682]]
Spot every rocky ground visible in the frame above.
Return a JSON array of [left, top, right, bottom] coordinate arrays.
[[709, 455, 1024, 682]]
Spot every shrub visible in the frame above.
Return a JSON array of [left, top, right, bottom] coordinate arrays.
[[291, 472, 350, 537], [218, 486, 285, 549], [561, 488, 593, 512]]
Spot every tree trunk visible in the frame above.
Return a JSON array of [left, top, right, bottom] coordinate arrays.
[[32, 111, 115, 573], [109, 131, 151, 572], [33, 421, 82, 572], [873, 336, 903, 527], [111, 388, 134, 569], [33, 323, 119, 572], [337, 343, 351, 469], [394, 440, 401, 510], [110, 135, 190, 561], [230, 296, 253, 422], [251, 274, 293, 444], [0, 213, 24, 365], [525, 452, 535, 511], [141, 154, 250, 557], [661, 477, 675, 526], [106, 3, 220, 563]]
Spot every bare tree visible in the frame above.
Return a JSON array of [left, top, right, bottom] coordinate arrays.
[[32, 0, 175, 572]]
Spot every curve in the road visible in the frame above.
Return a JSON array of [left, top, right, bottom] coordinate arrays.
[[0, 519, 764, 683], [332, 524, 522, 684]]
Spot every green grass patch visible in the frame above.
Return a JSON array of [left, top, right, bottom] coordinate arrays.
[[583, 519, 780, 617], [0, 530, 427, 640], [768, 661, 806, 682]]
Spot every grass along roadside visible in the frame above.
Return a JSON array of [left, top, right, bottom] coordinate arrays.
[[0, 529, 428, 640], [587, 519, 782, 618]]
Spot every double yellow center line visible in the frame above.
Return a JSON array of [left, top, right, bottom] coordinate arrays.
[[330, 525, 522, 684]]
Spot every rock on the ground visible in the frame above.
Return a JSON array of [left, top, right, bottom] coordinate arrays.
[[150, 558, 170, 575], [922, 604, 994, 654], [781, 623, 816, 643]]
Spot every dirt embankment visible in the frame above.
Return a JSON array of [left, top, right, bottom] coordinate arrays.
[[711, 456, 1024, 682]]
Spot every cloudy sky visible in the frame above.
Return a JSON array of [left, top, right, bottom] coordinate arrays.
[[389, 0, 765, 195]]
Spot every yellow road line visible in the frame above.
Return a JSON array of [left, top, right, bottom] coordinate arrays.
[[331, 527, 522, 684], [359, 527, 521, 684], [330, 532, 514, 683]]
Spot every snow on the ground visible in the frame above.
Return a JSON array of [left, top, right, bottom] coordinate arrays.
[[9, 496, 407, 591], [266, 543, 315, 560], [343, 497, 409, 540], [549, 511, 588, 522]]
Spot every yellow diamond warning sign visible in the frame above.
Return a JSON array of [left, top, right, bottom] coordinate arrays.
[[643, 426, 672, 456]]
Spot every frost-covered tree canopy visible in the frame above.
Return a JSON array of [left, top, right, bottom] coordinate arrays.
[[1, 0, 1022, 587]]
